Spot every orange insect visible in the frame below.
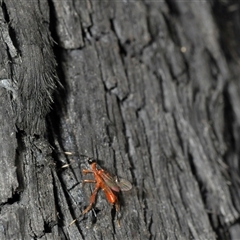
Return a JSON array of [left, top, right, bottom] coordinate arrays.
[[70, 158, 132, 225]]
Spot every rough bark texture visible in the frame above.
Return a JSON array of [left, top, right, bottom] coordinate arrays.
[[0, 1, 240, 240]]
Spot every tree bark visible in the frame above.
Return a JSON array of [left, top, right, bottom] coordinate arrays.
[[0, 1, 240, 240]]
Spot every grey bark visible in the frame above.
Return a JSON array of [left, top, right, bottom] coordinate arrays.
[[0, 1, 240, 240]]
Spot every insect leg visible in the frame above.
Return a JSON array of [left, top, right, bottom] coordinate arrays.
[[82, 179, 96, 186], [82, 184, 100, 215], [82, 169, 93, 175], [69, 183, 100, 226], [115, 200, 120, 213], [115, 200, 121, 227], [83, 180, 96, 183]]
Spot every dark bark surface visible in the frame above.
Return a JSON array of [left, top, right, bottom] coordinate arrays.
[[0, 1, 240, 240]]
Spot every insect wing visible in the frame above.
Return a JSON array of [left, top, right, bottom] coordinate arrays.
[[101, 172, 121, 192], [115, 177, 132, 191]]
